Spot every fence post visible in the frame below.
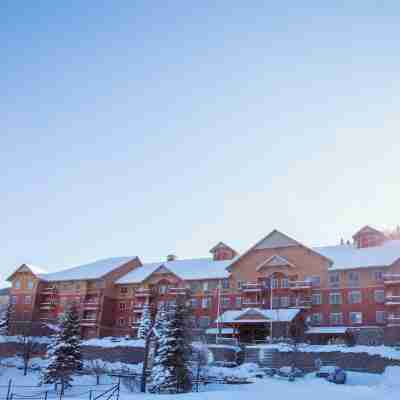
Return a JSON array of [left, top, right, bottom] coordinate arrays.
[[89, 389, 92, 400], [116, 378, 120, 400], [44, 391, 48, 400], [6, 379, 12, 400]]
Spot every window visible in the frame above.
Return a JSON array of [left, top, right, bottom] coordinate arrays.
[[235, 297, 241, 307], [348, 271, 360, 287], [374, 290, 385, 303], [329, 313, 343, 324], [27, 280, 34, 290], [271, 279, 279, 289], [374, 270, 384, 282], [159, 285, 167, 294], [11, 296, 17, 305], [311, 313, 323, 324], [14, 280, 21, 289], [75, 283, 80, 292], [221, 297, 230, 308], [221, 279, 230, 289], [118, 318, 125, 326], [190, 298, 198, 308], [376, 311, 386, 323], [24, 296, 32, 305], [203, 282, 209, 291], [328, 272, 340, 287], [120, 287, 128, 294], [272, 297, 280, 308], [329, 292, 342, 305], [280, 296, 290, 307], [349, 312, 362, 324], [281, 278, 289, 289], [312, 293, 322, 305], [237, 281, 243, 289], [119, 302, 127, 312], [348, 291, 362, 304], [309, 276, 321, 287], [198, 316, 210, 328], [202, 297, 210, 309]]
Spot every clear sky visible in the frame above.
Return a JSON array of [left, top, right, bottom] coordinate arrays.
[[1, 2, 400, 286]]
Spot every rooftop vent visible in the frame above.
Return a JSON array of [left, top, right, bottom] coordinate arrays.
[[166, 254, 177, 262]]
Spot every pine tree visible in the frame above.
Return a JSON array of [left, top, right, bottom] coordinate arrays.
[[150, 299, 192, 393], [0, 304, 12, 336], [43, 305, 83, 393], [137, 305, 152, 339]]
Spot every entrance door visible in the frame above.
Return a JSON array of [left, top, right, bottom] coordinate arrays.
[[239, 324, 268, 344]]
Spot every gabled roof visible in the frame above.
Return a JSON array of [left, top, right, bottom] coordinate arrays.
[[228, 229, 332, 270], [116, 258, 232, 284], [215, 308, 300, 324], [7, 264, 47, 281], [352, 225, 384, 239], [314, 240, 400, 270], [38, 257, 138, 282], [209, 242, 237, 254], [256, 255, 296, 271]]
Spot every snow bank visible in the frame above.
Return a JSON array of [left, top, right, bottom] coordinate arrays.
[[81, 337, 145, 348], [381, 366, 400, 387], [0, 335, 51, 344]]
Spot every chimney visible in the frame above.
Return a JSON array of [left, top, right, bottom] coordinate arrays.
[[167, 254, 177, 262]]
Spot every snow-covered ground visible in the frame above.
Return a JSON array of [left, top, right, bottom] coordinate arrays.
[[0, 363, 398, 400]]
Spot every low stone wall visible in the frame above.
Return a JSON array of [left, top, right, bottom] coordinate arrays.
[[82, 346, 144, 364], [248, 347, 400, 374]]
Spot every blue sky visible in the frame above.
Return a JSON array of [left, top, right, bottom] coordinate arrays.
[[1, 2, 400, 285]]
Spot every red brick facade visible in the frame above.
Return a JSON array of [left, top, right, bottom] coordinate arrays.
[[7, 227, 400, 342]]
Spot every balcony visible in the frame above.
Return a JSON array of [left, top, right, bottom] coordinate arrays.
[[135, 288, 152, 298], [383, 274, 400, 285], [241, 299, 262, 307], [387, 314, 400, 326], [40, 302, 56, 310], [385, 295, 400, 305], [289, 281, 312, 290], [80, 318, 97, 327], [83, 300, 101, 310], [289, 298, 312, 309], [41, 286, 57, 295], [241, 282, 263, 293], [168, 287, 189, 296]]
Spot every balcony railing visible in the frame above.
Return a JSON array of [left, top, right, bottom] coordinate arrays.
[[80, 318, 97, 327], [387, 314, 400, 326], [41, 286, 57, 294], [241, 282, 263, 292], [289, 298, 312, 309], [135, 288, 152, 297], [384, 274, 400, 285], [40, 302, 56, 310], [167, 287, 189, 295], [385, 295, 400, 305], [83, 300, 101, 309], [289, 281, 312, 290], [241, 299, 262, 307]]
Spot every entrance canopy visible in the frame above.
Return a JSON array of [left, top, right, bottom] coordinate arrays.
[[215, 308, 300, 325]]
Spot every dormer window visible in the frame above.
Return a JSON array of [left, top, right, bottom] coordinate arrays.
[[27, 280, 34, 290], [14, 280, 21, 289]]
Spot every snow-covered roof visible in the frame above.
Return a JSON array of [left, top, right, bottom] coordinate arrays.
[[313, 240, 400, 271], [116, 258, 231, 284], [39, 257, 137, 282], [305, 327, 349, 335], [25, 264, 47, 275], [215, 308, 300, 324]]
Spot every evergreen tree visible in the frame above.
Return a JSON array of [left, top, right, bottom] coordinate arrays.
[[150, 299, 192, 393], [43, 305, 83, 393], [137, 305, 152, 339], [0, 304, 12, 336]]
